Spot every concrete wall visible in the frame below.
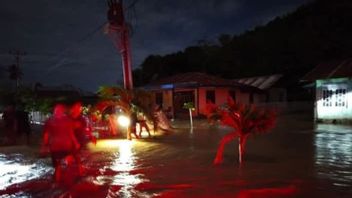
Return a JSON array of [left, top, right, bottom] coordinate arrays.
[[215, 88, 229, 105], [162, 90, 173, 111], [153, 87, 269, 118], [198, 87, 262, 115], [30, 111, 50, 124], [257, 101, 313, 114], [267, 88, 287, 102], [237, 91, 250, 104], [198, 88, 207, 115]]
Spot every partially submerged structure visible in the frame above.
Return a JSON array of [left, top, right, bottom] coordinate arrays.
[[234, 74, 286, 102], [302, 59, 352, 123], [144, 72, 263, 118]]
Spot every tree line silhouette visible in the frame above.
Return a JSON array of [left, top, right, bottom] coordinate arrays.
[[133, 0, 352, 89]]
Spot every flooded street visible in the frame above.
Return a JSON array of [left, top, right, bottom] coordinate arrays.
[[1, 114, 352, 197]]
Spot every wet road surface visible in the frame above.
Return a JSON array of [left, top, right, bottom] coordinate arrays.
[[0, 115, 352, 197]]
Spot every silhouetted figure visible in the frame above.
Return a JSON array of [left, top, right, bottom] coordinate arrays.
[[129, 112, 140, 139], [136, 113, 151, 138], [15, 107, 31, 145], [2, 105, 17, 145], [107, 114, 119, 137], [41, 104, 80, 182], [69, 102, 96, 147], [69, 102, 96, 177]]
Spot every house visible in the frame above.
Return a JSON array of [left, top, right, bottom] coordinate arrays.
[[144, 72, 263, 118], [302, 59, 352, 123], [34, 84, 81, 100], [234, 74, 286, 102], [30, 83, 89, 124]]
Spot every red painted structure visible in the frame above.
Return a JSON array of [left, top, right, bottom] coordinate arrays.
[[107, 0, 133, 90]]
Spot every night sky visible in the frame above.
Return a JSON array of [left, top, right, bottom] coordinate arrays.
[[0, 0, 312, 92]]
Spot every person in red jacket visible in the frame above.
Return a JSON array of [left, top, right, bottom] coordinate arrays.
[[69, 102, 96, 147], [41, 103, 80, 182], [69, 102, 97, 176]]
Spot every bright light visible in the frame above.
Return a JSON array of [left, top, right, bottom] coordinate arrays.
[[117, 115, 131, 127]]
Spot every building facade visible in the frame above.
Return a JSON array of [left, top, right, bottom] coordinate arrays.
[[302, 59, 352, 123], [144, 73, 264, 118], [315, 77, 352, 122]]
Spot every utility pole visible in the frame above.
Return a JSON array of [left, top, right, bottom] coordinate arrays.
[[107, 0, 133, 90], [8, 49, 26, 92]]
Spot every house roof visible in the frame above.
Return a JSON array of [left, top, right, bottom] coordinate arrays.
[[35, 85, 81, 98], [235, 74, 283, 90], [145, 72, 262, 92], [302, 59, 352, 81]]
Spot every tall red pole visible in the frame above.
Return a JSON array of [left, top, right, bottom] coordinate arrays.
[[107, 0, 133, 90]]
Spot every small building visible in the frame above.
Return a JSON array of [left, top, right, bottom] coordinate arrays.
[[234, 74, 286, 102], [34, 84, 81, 100], [144, 72, 263, 118], [302, 59, 352, 123], [30, 83, 82, 124]]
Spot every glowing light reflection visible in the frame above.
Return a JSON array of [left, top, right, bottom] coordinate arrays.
[[89, 140, 146, 197], [112, 140, 144, 197], [314, 124, 352, 189], [112, 140, 134, 172], [0, 154, 51, 190]]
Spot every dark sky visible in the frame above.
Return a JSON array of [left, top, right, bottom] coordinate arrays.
[[0, 0, 312, 92]]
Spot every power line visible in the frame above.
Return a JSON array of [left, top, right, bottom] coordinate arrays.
[[46, 0, 139, 74], [44, 21, 107, 74]]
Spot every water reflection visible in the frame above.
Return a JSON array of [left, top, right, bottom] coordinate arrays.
[[0, 154, 50, 190], [91, 140, 146, 197], [314, 124, 352, 190]]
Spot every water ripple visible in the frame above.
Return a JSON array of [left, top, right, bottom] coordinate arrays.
[[314, 124, 352, 191]]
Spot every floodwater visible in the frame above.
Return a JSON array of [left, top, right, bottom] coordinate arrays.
[[0, 114, 352, 197]]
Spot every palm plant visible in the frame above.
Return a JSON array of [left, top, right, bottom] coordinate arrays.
[[96, 86, 155, 138], [97, 86, 154, 118], [207, 97, 276, 165], [183, 102, 195, 128]]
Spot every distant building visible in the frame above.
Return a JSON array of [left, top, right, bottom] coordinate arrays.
[[31, 84, 97, 123], [302, 59, 352, 123], [234, 74, 286, 103], [144, 72, 263, 118], [34, 84, 81, 100]]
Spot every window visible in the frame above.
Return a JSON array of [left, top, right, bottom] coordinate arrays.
[[174, 91, 195, 116], [322, 88, 347, 107], [335, 89, 346, 107], [206, 90, 215, 103], [322, 89, 333, 107]]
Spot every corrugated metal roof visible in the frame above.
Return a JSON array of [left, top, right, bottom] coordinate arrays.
[[302, 59, 352, 81], [145, 72, 262, 92], [234, 74, 283, 90]]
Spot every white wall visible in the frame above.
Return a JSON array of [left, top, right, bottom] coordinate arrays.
[[316, 78, 352, 121]]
